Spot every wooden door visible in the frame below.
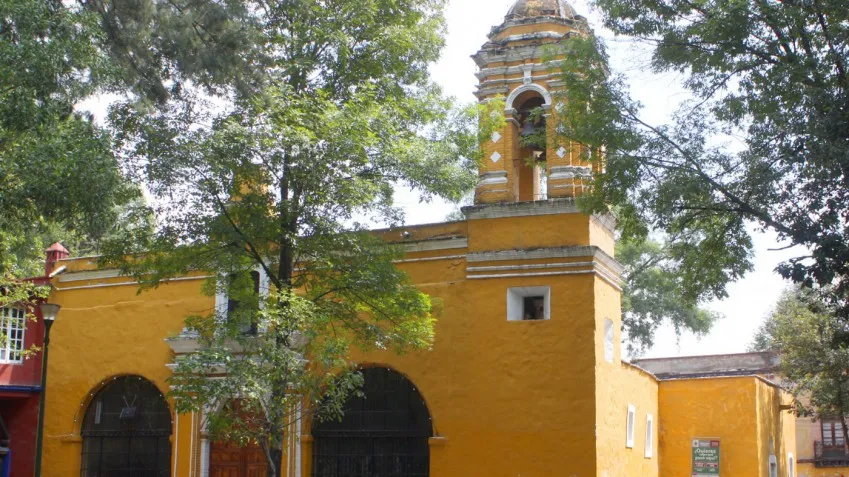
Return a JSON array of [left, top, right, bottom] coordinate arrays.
[[210, 439, 268, 477]]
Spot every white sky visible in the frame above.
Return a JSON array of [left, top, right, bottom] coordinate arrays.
[[412, 0, 801, 359]]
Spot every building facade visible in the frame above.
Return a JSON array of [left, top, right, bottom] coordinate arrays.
[[40, 1, 796, 476], [0, 243, 68, 477]]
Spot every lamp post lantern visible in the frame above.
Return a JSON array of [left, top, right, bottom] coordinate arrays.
[[33, 302, 60, 477]]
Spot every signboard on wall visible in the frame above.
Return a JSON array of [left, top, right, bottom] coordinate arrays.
[[692, 438, 720, 476]]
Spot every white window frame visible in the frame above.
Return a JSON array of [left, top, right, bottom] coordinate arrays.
[[604, 318, 615, 363], [645, 414, 654, 458], [626, 404, 636, 448], [0, 307, 26, 364], [214, 267, 270, 330], [787, 453, 794, 477], [506, 286, 551, 321]]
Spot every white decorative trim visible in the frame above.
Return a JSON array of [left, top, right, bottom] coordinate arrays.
[[549, 165, 593, 180], [394, 254, 466, 264], [467, 268, 622, 291], [200, 437, 210, 477], [522, 64, 534, 85], [491, 131, 501, 143], [475, 61, 560, 80], [463, 199, 579, 219], [54, 274, 212, 291], [556, 146, 567, 158], [479, 73, 561, 89], [467, 261, 594, 272], [477, 171, 509, 187], [490, 151, 502, 163], [58, 269, 123, 282], [499, 32, 566, 43], [403, 238, 468, 253], [467, 245, 623, 275], [173, 412, 180, 476], [505, 83, 552, 110]]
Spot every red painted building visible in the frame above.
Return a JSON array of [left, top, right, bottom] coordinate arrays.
[[0, 244, 68, 477]]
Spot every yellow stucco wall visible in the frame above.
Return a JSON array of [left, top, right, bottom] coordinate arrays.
[[594, 274, 659, 477], [658, 376, 795, 477], [42, 258, 209, 477]]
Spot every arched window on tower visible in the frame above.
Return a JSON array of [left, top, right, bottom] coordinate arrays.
[[514, 94, 547, 201]]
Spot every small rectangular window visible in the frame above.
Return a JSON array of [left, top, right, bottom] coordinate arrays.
[[645, 414, 654, 458], [787, 453, 794, 477], [506, 287, 551, 321], [626, 404, 636, 448], [604, 318, 615, 363], [0, 307, 26, 364], [522, 296, 545, 320]]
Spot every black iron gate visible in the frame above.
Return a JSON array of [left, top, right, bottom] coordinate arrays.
[[80, 375, 172, 477], [312, 367, 432, 477]]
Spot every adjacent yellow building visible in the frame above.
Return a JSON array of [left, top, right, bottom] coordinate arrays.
[[39, 1, 797, 476]]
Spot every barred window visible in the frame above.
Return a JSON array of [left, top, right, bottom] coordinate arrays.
[[0, 307, 26, 363]]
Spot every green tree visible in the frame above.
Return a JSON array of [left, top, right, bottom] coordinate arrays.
[[101, 1, 479, 475], [0, 0, 141, 277], [551, 0, 849, 317], [619, 238, 719, 355], [751, 288, 849, 447]]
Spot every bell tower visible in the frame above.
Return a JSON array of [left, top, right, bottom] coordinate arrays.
[[473, 0, 593, 205]]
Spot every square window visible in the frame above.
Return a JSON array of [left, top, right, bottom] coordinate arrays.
[[507, 287, 551, 321], [626, 404, 636, 448]]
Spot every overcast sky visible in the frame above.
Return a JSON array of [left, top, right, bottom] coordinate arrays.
[[413, 0, 800, 359]]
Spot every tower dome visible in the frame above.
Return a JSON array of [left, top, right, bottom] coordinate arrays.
[[505, 0, 578, 20]]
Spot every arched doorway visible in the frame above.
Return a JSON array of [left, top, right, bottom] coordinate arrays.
[[80, 375, 172, 477], [209, 439, 267, 477], [312, 367, 432, 477], [208, 401, 268, 477]]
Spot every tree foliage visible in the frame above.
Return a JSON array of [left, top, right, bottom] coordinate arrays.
[[619, 238, 719, 355], [98, 1, 478, 475], [751, 288, 849, 446], [553, 0, 849, 317], [0, 0, 140, 276]]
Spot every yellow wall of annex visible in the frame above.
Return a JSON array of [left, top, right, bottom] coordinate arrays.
[[756, 379, 796, 477], [658, 377, 795, 477], [42, 262, 211, 477], [593, 275, 659, 477]]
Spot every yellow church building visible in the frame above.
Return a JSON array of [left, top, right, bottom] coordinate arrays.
[[39, 1, 797, 476]]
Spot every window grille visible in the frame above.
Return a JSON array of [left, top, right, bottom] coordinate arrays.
[[0, 307, 26, 363], [80, 376, 172, 477], [312, 368, 432, 477]]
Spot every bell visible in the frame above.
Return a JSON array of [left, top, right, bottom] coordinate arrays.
[[520, 120, 537, 137]]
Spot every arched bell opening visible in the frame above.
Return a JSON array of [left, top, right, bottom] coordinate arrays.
[[514, 92, 548, 201], [311, 367, 433, 477], [80, 375, 172, 477]]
